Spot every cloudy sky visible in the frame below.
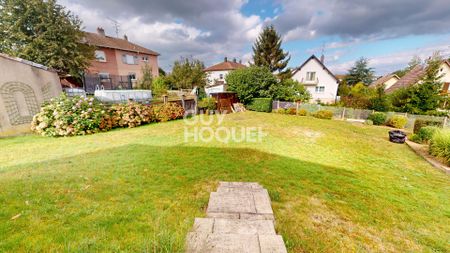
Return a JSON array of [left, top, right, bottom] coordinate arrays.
[[60, 0, 450, 75]]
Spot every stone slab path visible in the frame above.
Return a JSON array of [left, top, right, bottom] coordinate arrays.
[[186, 182, 287, 253]]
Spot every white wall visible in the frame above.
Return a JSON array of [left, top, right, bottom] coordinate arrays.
[[440, 63, 450, 85], [292, 58, 339, 104], [206, 70, 229, 86], [205, 84, 225, 95], [384, 77, 399, 90]]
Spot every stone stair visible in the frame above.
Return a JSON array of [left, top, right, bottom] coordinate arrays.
[[186, 182, 287, 253]]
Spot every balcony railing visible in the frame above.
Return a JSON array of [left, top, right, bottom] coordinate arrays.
[[301, 77, 319, 85]]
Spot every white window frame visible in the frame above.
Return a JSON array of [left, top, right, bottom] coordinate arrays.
[[95, 50, 106, 62], [315, 86, 325, 93], [306, 72, 316, 81], [122, 54, 138, 65]]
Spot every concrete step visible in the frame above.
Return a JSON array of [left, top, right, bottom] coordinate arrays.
[[186, 232, 287, 253], [218, 181, 263, 190], [206, 190, 274, 220], [192, 218, 276, 235]]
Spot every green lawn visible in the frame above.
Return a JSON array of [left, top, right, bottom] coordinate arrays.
[[0, 112, 449, 252]]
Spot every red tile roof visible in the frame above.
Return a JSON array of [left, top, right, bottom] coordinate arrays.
[[369, 74, 399, 88], [385, 65, 426, 93], [83, 32, 159, 56], [204, 61, 246, 72]]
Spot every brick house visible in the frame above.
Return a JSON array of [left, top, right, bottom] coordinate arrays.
[[83, 28, 159, 86]]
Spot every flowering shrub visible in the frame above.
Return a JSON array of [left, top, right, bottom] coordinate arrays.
[[387, 115, 408, 129], [111, 102, 155, 128], [286, 108, 297, 115], [313, 110, 333, 120], [297, 109, 308, 116], [31, 94, 110, 137], [153, 103, 185, 122]]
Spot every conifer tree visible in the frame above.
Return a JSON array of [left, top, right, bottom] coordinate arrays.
[[252, 25, 290, 78], [345, 57, 375, 86]]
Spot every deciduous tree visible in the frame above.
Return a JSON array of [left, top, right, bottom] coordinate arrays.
[[0, 0, 94, 77]]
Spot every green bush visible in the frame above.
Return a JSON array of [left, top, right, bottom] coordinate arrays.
[[111, 102, 155, 128], [429, 129, 450, 165], [313, 110, 333, 120], [413, 119, 443, 133], [247, 98, 273, 112], [297, 109, 308, 116], [198, 97, 217, 112], [367, 112, 387, 125], [31, 94, 112, 137], [226, 66, 277, 104], [364, 119, 373, 125], [411, 126, 440, 144], [387, 115, 408, 129], [274, 108, 286, 114], [286, 108, 296, 115], [153, 102, 185, 122]]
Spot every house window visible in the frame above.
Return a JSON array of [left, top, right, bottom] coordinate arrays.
[[219, 74, 224, 79], [122, 54, 138, 65], [95, 50, 106, 62], [142, 56, 149, 62], [306, 72, 316, 81], [99, 72, 110, 79], [315, 86, 325, 93], [128, 73, 137, 81]]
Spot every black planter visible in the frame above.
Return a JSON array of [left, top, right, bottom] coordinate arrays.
[[389, 130, 406, 144]]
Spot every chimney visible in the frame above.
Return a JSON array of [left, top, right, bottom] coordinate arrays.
[[123, 34, 128, 41], [239, 59, 242, 64], [224, 57, 228, 62], [233, 58, 237, 63], [320, 54, 325, 64], [97, 27, 105, 36]]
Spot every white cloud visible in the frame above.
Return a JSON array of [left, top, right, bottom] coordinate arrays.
[[328, 41, 450, 75]]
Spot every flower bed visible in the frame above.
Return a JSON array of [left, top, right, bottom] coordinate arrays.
[[32, 94, 184, 137]]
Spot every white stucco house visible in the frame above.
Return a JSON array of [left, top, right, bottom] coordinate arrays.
[[439, 60, 450, 92], [292, 55, 340, 104], [204, 57, 246, 95], [386, 60, 450, 94], [369, 74, 400, 90]]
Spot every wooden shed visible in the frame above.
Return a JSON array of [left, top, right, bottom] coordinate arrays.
[[209, 92, 239, 114]]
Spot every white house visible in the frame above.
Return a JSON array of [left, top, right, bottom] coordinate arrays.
[[204, 57, 246, 95], [369, 74, 400, 90], [292, 55, 340, 104], [439, 60, 450, 92], [386, 60, 450, 94]]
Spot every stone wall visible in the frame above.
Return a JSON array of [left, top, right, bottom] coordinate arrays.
[[0, 54, 62, 136]]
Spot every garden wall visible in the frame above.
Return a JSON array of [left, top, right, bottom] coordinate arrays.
[[273, 100, 449, 130], [0, 54, 62, 136]]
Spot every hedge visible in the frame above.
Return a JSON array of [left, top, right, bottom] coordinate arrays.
[[247, 98, 273, 112], [413, 119, 443, 134], [429, 129, 450, 165], [367, 112, 387, 125]]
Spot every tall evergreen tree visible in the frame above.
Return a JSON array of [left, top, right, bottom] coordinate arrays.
[[0, 0, 94, 77], [252, 25, 290, 77], [345, 57, 375, 86]]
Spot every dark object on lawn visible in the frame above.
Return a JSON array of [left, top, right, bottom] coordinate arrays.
[[389, 130, 406, 144]]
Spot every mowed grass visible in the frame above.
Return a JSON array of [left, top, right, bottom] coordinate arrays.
[[0, 112, 449, 252]]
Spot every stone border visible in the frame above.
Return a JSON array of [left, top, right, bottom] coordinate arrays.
[[405, 140, 450, 174]]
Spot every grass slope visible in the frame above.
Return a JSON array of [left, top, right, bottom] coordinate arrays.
[[0, 112, 449, 252]]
